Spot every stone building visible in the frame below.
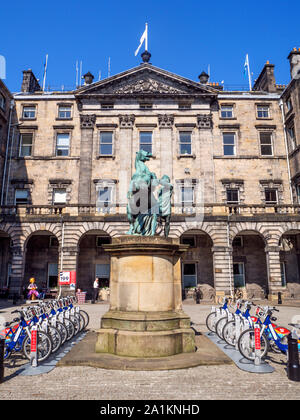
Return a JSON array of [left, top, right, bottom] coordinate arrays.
[[1, 48, 300, 301]]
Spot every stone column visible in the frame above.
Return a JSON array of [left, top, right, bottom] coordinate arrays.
[[78, 114, 96, 204], [265, 245, 284, 298], [118, 115, 135, 209], [9, 245, 25, 296], [197, 114, 215, 203], [158, 114, 174, 180], [212, 246, 234, 296]]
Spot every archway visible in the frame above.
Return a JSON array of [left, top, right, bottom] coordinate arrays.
[[0, 231, 12, 296], [24, 231, 59, 295], [77, 230, 111, 299], [279, 230, 300, 298], [180, 229, 214, 300], [232, 230, 268, 299]]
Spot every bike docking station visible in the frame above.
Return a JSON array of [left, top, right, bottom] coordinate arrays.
[[205, 305, 275, 374]]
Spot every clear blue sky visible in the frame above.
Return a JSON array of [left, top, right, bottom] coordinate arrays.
[[1, 0, 300, 92]]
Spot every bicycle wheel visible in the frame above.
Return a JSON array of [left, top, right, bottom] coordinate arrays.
[[206, 312, 218, 332], [70, 315, 80, 335], [222, 320, 236, 346], [75, 312, 85, 332], [79, 310, 89, 328], [22, 331, 52, 362], [63, 318, 75, 341], [55, 321, 68, 345], [216, 316, 228, 340], [47, 325, 62, 353], [238, 328, 269, 361]]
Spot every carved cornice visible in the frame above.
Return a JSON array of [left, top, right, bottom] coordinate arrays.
[[119, 114, 135, 128], [158, 114, 174, 128], [80, 114, 96, 129], [197, 113, 213, 129]]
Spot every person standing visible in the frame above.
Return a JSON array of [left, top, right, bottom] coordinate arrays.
[[92, 277, 99, 304]]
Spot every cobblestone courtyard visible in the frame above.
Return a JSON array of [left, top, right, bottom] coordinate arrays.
[[1, 301, 300, 400]]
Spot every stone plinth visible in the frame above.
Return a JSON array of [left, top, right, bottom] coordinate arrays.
[[95, 236, 195, 358]]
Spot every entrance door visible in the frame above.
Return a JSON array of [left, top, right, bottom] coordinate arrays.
[[48, 263, 58, 288], [233, 263, 245, 288], [182, 263, 197, 288]]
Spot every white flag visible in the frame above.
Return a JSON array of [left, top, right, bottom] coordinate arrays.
[[135, 24, 148, 56]]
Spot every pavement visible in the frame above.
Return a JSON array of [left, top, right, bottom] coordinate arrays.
[[1, 299, 300, 400]]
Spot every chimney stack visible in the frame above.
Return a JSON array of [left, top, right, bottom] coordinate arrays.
[[287, 48, 300, 80], [83, 71, 94, 85], [21, 69, 41, 93]]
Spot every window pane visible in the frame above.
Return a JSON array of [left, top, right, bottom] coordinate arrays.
[[181, 187, 194, 204], [98, 187, 111, 206], [53, 189, 66, 204], [227, 189, 239, 203], [100, 132, 113, 143], [100, 144, 113, 155], [15, 189, 29, 204], [221, 106, 233, 118], [58, 106, 71, 118], [23, 107, 36, 118], [20, 134, 33, 157], [56, 133, 69, 156], [223, 133, 235, 156], [265, 189, 277, 203]]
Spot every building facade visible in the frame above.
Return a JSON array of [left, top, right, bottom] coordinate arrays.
[[1, 49, 300, 301]]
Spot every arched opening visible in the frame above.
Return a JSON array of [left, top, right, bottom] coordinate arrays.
[[0, 231, 12, 297], [232, 230, 268, 299], [24, 231, 59, 296], [180, 229, 214, 300], [279, 230, 300, 298], [77, 230, 111, 299]]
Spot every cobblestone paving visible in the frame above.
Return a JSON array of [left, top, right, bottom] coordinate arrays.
[[1, 301, 300, 400]]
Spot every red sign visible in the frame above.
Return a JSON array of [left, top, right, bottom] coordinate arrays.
[[59, 271, 76, 286], [30, 329, 37, 353], [254, 325, 261, 350]]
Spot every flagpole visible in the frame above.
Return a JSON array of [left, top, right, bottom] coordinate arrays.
[[145, 23, 148, 51], [42, 54, 48, 91], [247, 54, 252, 91]]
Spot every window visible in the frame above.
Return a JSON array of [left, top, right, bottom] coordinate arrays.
[[233, 263, 245, 288], [99, 132, 113, 155], [95, 264, 110, 288], [221, 105, 233, 118], [0, 94, 6, 110], [286, 97, 293, 112], [232, 236, 243, 247], [181, 236, 196, 247], [265, 188, 277, 204], [98, 187, 112, 207], [226, 188, 239, 204], [179, 132, 192, 155], [257, 105, 270, 118], [181, 186, 194, 206], [58, 106, 72, 119], [260, 132, 273, 156], [15, 189, 29, 205], [53, 189, 66, 204], [101, 103, 114, 109], [139, 103, 153, 110], [287, 126, 296, 151], [280, 262, 287, 287], [48, 263, 58, 288], [296, 184, 300, 204], [56, 133, 70, 156], [96, 236, 111, 247], [139, 132, 152, 154], [182, 263, 197, 288], [178, 103, 191, 110], [22, 106, 36, 119], [223, 133, 235, 156], [19, 133, 33, 157]]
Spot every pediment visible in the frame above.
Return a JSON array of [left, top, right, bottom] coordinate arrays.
[[75, 64, 217, 97]]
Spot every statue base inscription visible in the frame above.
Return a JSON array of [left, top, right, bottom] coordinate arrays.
[[95, 236, 195, 358]]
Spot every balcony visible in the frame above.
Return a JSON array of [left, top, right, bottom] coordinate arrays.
[[1, 203, 300, 220]]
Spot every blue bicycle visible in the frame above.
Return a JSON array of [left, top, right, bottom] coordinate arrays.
[[1, 309, 52, 361], [238, 307, 300, 361]]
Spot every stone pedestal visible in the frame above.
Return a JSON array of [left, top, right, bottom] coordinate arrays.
[[95, 236, 195, 358]]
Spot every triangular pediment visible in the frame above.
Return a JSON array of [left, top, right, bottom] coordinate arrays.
[[75, 64, 218, 97]]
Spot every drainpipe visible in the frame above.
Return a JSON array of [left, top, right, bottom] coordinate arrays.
[[227, 214, 234, 299], [1, 99, 14, 206], [279, 99, 294, 203]]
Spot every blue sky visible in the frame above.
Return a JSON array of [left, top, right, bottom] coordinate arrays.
[[1, 0, 299, 92]]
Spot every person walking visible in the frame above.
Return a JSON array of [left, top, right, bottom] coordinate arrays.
[[92, 277, 99, 304]]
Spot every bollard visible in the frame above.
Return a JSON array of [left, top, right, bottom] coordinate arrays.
[[278, 292, 282, 305], [0, 337, 5, 383], [287, 333, 300, 382]]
